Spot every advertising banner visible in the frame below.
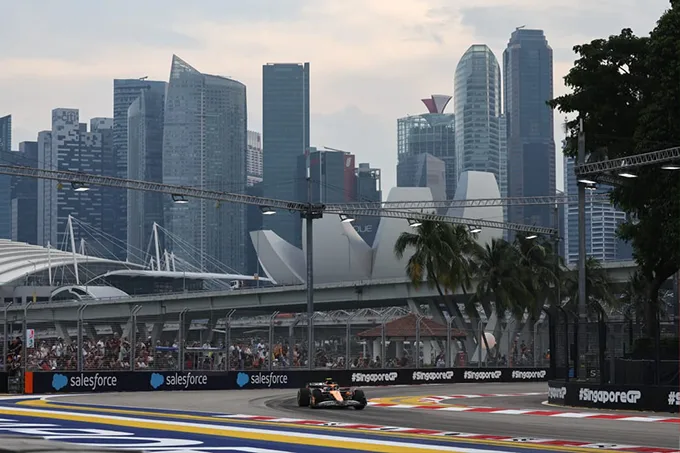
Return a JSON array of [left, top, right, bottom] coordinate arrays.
[[547, 380, 679, 413], [26, 367, 550, 394]]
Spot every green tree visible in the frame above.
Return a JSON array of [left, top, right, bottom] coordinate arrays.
[[393, 221, 475, 296], [470, 238, 528, 319], [548, 4, 680, 336], [563, 257, 617, 318]]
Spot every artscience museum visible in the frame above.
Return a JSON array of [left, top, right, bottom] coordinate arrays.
[[250, 171, 504, 286]]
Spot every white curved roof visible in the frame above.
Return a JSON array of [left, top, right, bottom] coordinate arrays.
[[0, 239, 143, 285], [249, 174, 504, 286]]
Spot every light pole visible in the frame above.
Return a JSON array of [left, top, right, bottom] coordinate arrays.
[[576, 118, 588, 381]]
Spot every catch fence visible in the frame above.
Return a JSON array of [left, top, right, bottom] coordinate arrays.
[[1, 305, 550, 376]]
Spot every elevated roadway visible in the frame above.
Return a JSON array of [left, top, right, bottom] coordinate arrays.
[[7, 260, 637, 324]]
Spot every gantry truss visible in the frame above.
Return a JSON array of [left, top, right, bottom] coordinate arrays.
[[575, 146, 680, 180], [0, 165, 560, 235], [325, 193, 611, 211]]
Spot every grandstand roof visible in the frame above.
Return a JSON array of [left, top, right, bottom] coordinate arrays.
[[0, 239, 143, 285]]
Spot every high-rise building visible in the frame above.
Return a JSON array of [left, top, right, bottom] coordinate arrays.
[[397, 153, 447, 203], [262, 62, 310, 248], [163, 55, 247, 272], [0, 115, 12, 239], [564, 157, 631, 263], [11, 141, 38, 244], [454, 45, 504, 199], [90, 118, 119, 257], [504, 28, 556, 229], [296, 147, 356, 204], [397, 96, 456, 199], [113, 79, 168, 256], [247, 131, 263, 187], [0, 115, 10, 153], [354, 163, 382, 246], [37, 109, 106, 250], [127, 83, 166, 263]]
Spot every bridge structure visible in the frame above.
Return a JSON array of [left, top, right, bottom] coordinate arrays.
[[7, 259, 637, 325]]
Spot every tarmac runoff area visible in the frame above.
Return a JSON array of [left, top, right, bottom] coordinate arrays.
[[0, 382, 677, 453]]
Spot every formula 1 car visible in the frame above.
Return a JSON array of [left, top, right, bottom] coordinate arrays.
[[297, 378, 367, 410]]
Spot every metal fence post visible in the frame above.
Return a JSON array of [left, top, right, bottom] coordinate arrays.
[[130, 305, 142, 371], [268, 311, 279, 371], [445, 314, 453, 368], [346, 311, 359, 370], [3, 302, 12, 372], [415, 314, 422, 369], [178, 308, 189, 372], [22, 302, 33, 383], [77, 304, 88, 372], [225, 309, 235, 371]]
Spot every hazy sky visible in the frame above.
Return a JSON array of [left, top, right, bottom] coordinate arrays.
[[0, 0, 669, 194]]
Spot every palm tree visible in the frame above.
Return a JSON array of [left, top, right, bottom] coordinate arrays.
[[393, 221, 475, 296], [470, 238, 528, 319], [514, 234, 559, 319], [470, 238, 530, 362], [563, 256, 617, 318], [394, 221, 478, 356]]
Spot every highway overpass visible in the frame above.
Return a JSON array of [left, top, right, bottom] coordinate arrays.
[[6, 260, 638, 324]]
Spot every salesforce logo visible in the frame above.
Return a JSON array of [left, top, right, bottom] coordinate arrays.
[[52, 373, 118, 392], [237, 372, 288, 388], [151, 372, 208, 389], [150, 373, 165, 389], [52, 374, 68, 391]]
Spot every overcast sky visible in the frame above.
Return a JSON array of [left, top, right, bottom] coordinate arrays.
[[0, 0, 670, 194]]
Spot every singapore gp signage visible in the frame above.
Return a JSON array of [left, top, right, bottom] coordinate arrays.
[[547, 380, 678, 413], [412, 370, 454, 383], [462, 370, 503, 381]]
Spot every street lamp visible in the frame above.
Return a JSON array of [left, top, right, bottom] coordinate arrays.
[[408, 219, 422, 227]]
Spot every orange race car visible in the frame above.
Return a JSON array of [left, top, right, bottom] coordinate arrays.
[[297, 378, 367, 410]]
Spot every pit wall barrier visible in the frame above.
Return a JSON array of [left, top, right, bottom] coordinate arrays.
[[23, 367, 549, 394], [547, 380, 679, 413]]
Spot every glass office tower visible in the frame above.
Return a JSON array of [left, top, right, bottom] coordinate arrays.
[[163, 55, 247, 272], [454, 45, 503, 198], [262, 63, 310, 248], [504, 28, 556, 229]]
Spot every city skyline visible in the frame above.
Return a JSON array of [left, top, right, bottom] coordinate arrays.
[[0, 1, 668, 194]]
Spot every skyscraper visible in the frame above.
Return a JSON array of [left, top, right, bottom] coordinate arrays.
[[397, 95, 456, 199], [163, 55, 247, 272], [247, 131, 263, 187], [0, 115, 12, 239], [354, 163, 382, 246], [504, 28, 556, 229], [296, 147, 355, 204], [127, 83, 167, 263], [38, 109, 106, 249], [454, 45, 504, 199], [397, 153, 447, 203], [262, 63, 310, 248], [0, 115, 10, 153], [564, 157, 631, 263], [11, 141, 38, 244], [113, 79, 168, 255]]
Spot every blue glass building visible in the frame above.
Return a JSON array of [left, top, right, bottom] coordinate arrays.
[[504, 28, 556, 229], [262, 63, 310, 248], [0, 115, 11, 239], [127, 82, 167, 263]]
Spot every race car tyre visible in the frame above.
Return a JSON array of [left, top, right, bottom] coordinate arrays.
[[352, 389, 367, 410], [311, 388, 323, 409], [297, 388, 311, 407]]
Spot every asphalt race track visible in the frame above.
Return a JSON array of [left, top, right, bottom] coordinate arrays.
[[53, 382, 680, 450]]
